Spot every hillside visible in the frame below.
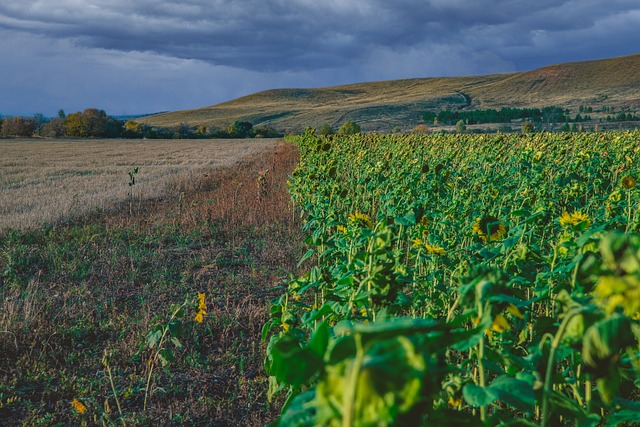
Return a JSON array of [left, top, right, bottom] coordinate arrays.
[[139, 54, 640, 132]]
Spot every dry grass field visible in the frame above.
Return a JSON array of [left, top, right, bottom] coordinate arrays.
[[0, 138, 279, 230], [0, 139, 304, 425]]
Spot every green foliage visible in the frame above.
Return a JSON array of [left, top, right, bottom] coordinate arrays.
[[521, 121, 535, 133], [230, 120, 254, 138], [318, 123, 334, 135], [338, 121, 361, 135], [424, 106, 569, 126], [266, 130, 640, 426], [64, 108, 122, 137]]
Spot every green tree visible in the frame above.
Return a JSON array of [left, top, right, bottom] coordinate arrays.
[[521, 121, 535, 134], [64, 109, 122, 137], [338, 121, 361, 135], [455, 120, 466, 133], [230, 121, 254, 138], [318, 123, 334, 135]]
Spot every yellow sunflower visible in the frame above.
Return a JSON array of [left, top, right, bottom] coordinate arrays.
[[348, 211, 373, 228], [473, 216, 507, 241], [559, 210, 591, 228], [71, 399, 87, 414], [412, 238, 446, 255]]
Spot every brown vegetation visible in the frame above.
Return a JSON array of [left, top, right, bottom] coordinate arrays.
[[0, 140, 303, 425]]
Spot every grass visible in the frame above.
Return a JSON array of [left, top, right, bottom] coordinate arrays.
[[0, 138, 280, 231], [0, 140, 304, 425], [139, 54, 640, 133]]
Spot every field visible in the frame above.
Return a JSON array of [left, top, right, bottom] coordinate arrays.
[[3, 131, 640, 426], [266, 130, 640, 426], [0, 138, 303, 425], [0, 138, 278, 230]]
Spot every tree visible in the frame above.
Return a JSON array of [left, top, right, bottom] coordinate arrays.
[[318, 123, 334, 135], [64, 109, 122, 137], [455, 120, 466, 133], [230, 121, 253, 138], [124, 120, 145, 138], [41, 117, 66, 138], [411, 124, 430, 134], [521, 121, 535, 134], [1, 116, 36, 137], [338, 121, 361, 135]]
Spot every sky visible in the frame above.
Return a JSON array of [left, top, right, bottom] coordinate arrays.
[[1, 0, 639, 116]]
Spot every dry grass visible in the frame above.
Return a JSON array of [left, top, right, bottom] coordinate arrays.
[[0, 140, 304, 425], [0, 138, 279, 230], [139, 53, 640, 132]]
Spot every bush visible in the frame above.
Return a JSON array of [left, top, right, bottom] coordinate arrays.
[[411, 124, 430, 134], [338, 121, 361, 135]]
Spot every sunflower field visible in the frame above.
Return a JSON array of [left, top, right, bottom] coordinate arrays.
[[264, 130, 640, 426]]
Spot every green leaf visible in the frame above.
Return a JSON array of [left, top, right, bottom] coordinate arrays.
[[582, 315, 634, 375], [146, 327, 163, 349], [297, 249, 315, 267], [267, 334, 322, 387], [307, 321, 330, 359], [488, 375, 535, 413], [168, 320, 184, 339], [158, 348, 174, 366], [272, 390, 316, 427], [606, 409, 640, 426], [335, 317, 439, 338], [395, 211, 416, 226], [597, 367, 621, 405], [462, 384, 498, 407]]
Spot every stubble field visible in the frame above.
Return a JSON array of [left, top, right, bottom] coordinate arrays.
[[0, 138, 303, 425], [0, 138, 278, 230]]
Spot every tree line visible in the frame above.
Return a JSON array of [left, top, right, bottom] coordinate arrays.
[[0, 109, 282, 139], [423, 106, 639, 126], [423, 106, 569, 126]]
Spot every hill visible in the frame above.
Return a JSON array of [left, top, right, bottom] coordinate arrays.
[[139, 54, 640, 132]]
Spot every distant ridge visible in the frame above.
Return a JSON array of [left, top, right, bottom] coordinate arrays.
[[139, 54, 640, 132]]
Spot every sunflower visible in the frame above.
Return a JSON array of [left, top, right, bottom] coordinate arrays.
[[348, 211, 373, 228], [559, 210, 591, 228], [472, 216, 507, 241], [412, 238, 446, 255], [71, 399, 87, 414], [195, 293, 207, 323], [621, 175, 637, 189]]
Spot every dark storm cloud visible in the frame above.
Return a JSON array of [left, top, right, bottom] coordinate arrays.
[[1, 1, 639, 115], [1, 0, 638, 74]]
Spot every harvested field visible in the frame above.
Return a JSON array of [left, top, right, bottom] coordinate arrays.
[[0, 139, 303, 425], [0, 138, 279, 230]]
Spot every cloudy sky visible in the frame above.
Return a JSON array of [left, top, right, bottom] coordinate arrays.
[[1, 0, 639, 116]]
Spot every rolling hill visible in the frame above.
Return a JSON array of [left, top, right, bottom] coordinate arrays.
[[139, 53, 640, 133]]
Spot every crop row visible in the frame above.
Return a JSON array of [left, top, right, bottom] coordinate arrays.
[[263, 131, 640, 426]]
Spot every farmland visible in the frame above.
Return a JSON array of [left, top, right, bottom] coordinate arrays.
[[0, 138, 278, 231], [2, 130, 640, 426], [266, 130, 640, 426], [0, 139, 303, 425]]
